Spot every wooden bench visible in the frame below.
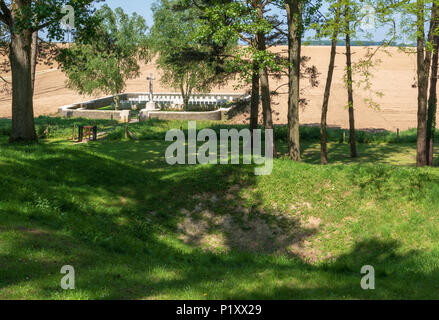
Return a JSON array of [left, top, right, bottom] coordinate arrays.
[[77, 125, 97, 142]]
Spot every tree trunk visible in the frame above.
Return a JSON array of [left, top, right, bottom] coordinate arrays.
[[113, 94, 120, 110], [320, 41, 336, 165], [31, 30, 38, 94], [180, 83, 190, 111], [320, 0, 341, 164], [427, 5, 439, 166], [260, 66, 277, 157], [345, 16, 357, 158], [286, 0, 302, 161], [256, 2, 277, 157], [9, 27, 37, 142], [250, 61, 260, 132], [427, 43, 439, 166], [416, 0, 430, 166]]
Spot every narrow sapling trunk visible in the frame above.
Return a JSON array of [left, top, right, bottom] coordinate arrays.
[[250, 62, 260, 133], [320, 0, 342, 164], [345, 28, 357, 158], [31, 30, 38, 94], [260, 66, 277, 157]]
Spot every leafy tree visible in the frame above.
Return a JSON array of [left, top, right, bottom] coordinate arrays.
[[0, 0, 101, 142], [57, 5, 149, 110], [150, 0, 232, 111], [395, 0, 439, 166], [191, 0, 320, 160], [314, 0, 395, 164], [185, 0, 285, 158]]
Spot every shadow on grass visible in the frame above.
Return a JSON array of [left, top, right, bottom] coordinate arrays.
[[275, 141, 439, 166], [0, 139, 310, 298], [0, 140, 438, 299]]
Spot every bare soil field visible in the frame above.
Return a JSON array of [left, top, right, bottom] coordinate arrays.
[[0, 46, 429, 131]]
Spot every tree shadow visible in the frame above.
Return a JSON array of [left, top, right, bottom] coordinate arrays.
[[1, 139, 438, 299], [0, 139, 317, 298]]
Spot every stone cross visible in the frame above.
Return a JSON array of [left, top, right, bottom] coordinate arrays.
[[147, 73, 155, 101]]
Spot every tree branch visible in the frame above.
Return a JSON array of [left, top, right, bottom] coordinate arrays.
[[0, 0, 11, 26]]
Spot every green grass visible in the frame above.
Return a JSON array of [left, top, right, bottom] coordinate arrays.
[[1, 116, 432, 143], [0, 118, 439, 299]]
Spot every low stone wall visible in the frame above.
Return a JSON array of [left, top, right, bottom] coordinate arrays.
[[145, 109, 228, 121], [58, 95, 131, 122], [59, 108, 130, 122], [58, 92, 240, 122]]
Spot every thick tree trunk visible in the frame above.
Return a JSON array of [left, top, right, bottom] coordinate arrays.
[[345, 20, 357, 158], [31, 30, 38, 94], [249, 62, 260, 132], [286, 0, 302, 161], [8, 0, 37, 143], [320, 1, 341, 165], [9, 28, 37, 142]]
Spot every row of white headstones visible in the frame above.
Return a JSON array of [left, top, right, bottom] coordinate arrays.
[[128, 94, 238, 106]]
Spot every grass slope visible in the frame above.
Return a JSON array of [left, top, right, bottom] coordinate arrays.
[[0, 119, 438, 299]]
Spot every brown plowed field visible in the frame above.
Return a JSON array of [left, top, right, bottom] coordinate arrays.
[[0, 46, 429, 131]]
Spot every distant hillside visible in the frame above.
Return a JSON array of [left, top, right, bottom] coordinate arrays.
[[302, 40, 416, 47]]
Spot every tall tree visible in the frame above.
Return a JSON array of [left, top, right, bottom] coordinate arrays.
[[57, 5, 149, 110], [188, 0, 285, 159], [150, 0, 231, 111], [396, 0, 439, 166], [0, 0, 100, 142], [256, 0, 282, 156]]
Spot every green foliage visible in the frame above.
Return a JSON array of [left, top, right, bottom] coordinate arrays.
[[0, 117, 431, 145], [191, 0, 285, 84], [0, 117, 115, 140], [57, 5, 149, 108], [5, 0, 102, 40], [150, 0, 232, 109]]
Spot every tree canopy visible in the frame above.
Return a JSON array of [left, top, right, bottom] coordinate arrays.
[[150, 0, 235, 109], [57, 5, 149, 109]]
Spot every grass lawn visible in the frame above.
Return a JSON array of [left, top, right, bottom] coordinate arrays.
[[0, 118, 439, 299]]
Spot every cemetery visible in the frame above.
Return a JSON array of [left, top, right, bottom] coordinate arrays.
[[58, 76, 249, 122]]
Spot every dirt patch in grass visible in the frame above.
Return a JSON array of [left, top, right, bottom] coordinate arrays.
[[178, 193, 321, 262]]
